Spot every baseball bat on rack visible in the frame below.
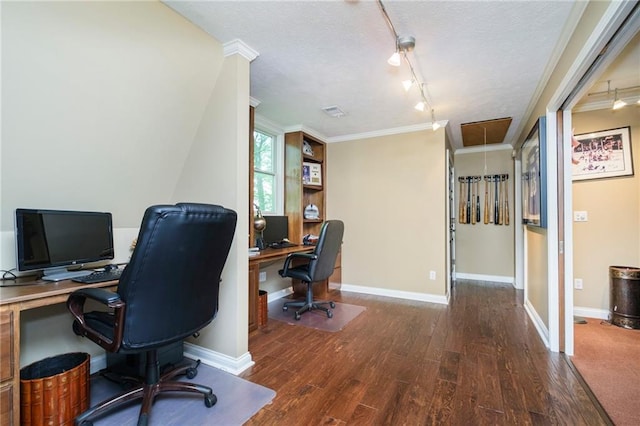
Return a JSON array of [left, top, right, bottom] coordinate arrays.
[[471, 177, 476, 225], [504, 174, 510, 225], [488, 176, 494, 223], [459, 178, 465, 224], [476, 178, 481, 224], [493, 175, 500, 225], [483, 176, 489, 224], [498, 174, 504, 225], [466, 177, 471, 224]]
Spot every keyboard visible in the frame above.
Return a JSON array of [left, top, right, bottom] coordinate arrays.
[[268, 241, 298, 249], [73, 269, 123, 284]]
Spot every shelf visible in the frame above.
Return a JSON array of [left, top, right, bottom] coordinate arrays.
[[303, 184, 323, 191], [303, 154, 322, 164]]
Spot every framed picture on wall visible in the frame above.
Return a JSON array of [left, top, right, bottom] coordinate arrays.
[[571, 126, 633, 181], [521, 116, 547, 228]]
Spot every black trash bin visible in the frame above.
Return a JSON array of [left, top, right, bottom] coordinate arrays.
[[609, 265, 640, 329]]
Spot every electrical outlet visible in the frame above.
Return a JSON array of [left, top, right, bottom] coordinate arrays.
[[429, 271, 436, 280], [574, 278, 583, 290], [259, 271, 267, 282], [573, 211, 588, 222]]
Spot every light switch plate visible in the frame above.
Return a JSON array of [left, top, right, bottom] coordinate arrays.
[[574, 211, 588, 222]]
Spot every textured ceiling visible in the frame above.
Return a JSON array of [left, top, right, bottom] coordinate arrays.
[[165, 1, 580, 149]]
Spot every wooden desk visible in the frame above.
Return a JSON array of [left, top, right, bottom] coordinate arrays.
[[0, 278, 118, 426], [248, 245, 313, 332]]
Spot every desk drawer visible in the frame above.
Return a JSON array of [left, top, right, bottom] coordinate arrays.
[[0, 311, 13, 382]]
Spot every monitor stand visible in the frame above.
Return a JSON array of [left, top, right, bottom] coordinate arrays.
[[41, 267, 92, 282]]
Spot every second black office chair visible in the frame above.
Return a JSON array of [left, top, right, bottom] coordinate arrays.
[[67, 203, 237, 426], [279, 220, 344, 320]]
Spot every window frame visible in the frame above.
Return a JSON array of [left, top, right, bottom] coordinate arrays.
[[253, 117, 284, 215]]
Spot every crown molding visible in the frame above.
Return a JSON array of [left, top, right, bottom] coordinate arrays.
[[223, 39, 259, 62], [326, 120, 449, 143], [454, 143, 514, 155]]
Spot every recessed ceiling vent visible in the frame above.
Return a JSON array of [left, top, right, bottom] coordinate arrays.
[[322, 105, 346, 118]]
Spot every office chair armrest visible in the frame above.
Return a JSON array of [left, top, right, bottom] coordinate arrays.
[[280, 252, 318, 276], [67, 288, 126, 353]]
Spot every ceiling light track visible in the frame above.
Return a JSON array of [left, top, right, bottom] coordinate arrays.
[[377, 0, 440, 131]]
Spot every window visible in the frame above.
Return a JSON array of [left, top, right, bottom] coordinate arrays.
[[253, 128, 279, 214]]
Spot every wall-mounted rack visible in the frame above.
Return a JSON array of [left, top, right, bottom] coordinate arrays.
[[458, 174, 510, 225]]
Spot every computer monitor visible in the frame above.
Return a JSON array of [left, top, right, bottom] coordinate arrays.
[[15, 208, 114, 281], [261, 215, 289, 245]]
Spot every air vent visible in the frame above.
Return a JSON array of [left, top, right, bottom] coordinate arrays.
[[322, 105, 346, 118]]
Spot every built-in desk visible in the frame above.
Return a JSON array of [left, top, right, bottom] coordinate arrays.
[[248, 245, 313, 332], [0, 278, 118, 426]]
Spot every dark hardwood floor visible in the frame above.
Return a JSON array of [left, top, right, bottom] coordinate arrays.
[[241, 280, 608, 425]]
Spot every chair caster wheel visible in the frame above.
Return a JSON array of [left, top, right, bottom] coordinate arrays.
[[327, 310, 333, 318], [205, 393, 217, 407], [186, 367, 198, 379], [295, 312, 301, 320], [283, 306, 288, 311], [329, 302, 336, 308]]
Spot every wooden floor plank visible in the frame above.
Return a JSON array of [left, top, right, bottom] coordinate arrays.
[[242, 280, 609, 425]]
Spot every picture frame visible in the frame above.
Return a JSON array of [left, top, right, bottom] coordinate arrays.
[[521, 116, 547, 228], [302, 162, 322, 186], [571, 126, 633, 181]]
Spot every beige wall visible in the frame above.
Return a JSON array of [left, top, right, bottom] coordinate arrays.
[[1, 2, 249, 365], [454, 148, 515, 280], [516, 0, 615, 330], [572, 107, 640, 312], [326, 129, 447, 296]]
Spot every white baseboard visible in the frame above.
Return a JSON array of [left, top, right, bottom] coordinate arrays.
[[455, 272, 515, 285], [339, 283, 448, 305], [524, 299, 550, 348], [267, 287, 292, 303], [90, 353, 107, 374], [87, 343, 254, 376], [573, 306, 609, 320], [184, 342, 254, 375]]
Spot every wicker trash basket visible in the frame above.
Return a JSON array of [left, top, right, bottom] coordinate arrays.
[[20, 352, 90, 426], [258, 290, 268, 327]]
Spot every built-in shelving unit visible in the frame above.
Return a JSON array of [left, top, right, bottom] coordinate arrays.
[[284, 131, 326, 244]]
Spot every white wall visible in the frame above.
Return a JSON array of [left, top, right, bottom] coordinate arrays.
[[1, 1, 249, 367]]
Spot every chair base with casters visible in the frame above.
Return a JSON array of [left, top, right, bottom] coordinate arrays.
[[283, 280, 336, 320], [75, 350, 215, 426]]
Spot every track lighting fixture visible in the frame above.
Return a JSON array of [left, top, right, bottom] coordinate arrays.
[[378, 0, 441, 131], [612, 89, 627, 110], [431, 110, 441, 131], [387, 52, 401, 67], [586, 80, 639, 111]]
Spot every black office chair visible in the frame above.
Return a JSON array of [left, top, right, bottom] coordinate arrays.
[[279, 220, 344, 320], [67, 203, 236, 426]]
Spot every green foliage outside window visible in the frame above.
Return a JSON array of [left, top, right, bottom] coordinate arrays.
[[254, 130, 276, 213]]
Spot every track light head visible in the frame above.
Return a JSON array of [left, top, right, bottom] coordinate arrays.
[[414, 101, 425, 112], [387, 52, 401, 67], [397, 35, 415, 52]]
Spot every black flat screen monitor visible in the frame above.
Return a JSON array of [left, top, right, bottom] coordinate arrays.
[[15, 208, 114, 281], [261, 215, 289, 245]]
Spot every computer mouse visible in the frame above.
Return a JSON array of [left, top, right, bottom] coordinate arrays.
[[104, 264, 118, 272]]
